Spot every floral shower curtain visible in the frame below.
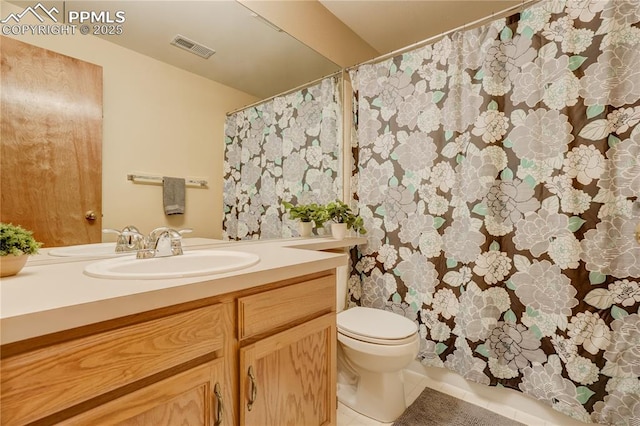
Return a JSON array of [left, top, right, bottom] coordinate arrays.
[[223, 76, 342, 240], [348, 1, 640, 424]]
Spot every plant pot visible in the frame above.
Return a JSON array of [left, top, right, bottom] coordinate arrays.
[[0, 254, 29, 278], [331, 223, 348, 240], [298, 221, 313, 238]]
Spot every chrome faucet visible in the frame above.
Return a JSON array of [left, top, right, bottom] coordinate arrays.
[[103, 226, 145, 253], [136, 227, 192, 259]]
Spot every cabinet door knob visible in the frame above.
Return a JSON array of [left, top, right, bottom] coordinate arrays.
[[247, 365, 257, 411], [214, 382, 223, 426]]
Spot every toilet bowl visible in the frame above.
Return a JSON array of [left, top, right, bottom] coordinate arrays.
[[336, 306, 420, 423]]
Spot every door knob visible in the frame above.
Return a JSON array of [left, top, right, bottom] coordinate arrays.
[[85, 210, 97, 221]]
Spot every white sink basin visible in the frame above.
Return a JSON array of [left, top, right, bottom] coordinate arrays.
[[84, 250, 260, 280]]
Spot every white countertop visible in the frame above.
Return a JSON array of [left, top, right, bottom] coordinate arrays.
[[0, 237, 366, 344]]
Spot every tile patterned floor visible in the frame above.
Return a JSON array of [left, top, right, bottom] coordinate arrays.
[[336, 370, 573, 426]]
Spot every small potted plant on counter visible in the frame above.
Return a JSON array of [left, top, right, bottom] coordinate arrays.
[[322, 200, 366, 240], [0, 222, 42, 277], [282, 201, 325, 237]]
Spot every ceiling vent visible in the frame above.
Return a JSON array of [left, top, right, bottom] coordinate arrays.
[[170, 35, 215, 59]]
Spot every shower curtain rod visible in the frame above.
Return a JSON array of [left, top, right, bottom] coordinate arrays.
[[345, 0, 539, 72], [226, 70, 342, 116], [227, 0, 537, 116]]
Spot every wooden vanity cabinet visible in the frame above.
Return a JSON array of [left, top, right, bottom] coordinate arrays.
[[237, 274, 337, 426], [0, 271, 337, 426], [239, 314, 336, 426], [0, 302, 232, 426], [63, 358, 226, 425]]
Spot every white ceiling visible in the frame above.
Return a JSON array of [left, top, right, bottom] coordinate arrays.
[[4, 0, 524, 99]]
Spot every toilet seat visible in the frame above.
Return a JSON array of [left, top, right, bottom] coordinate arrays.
[[337, 307, 418, 345]]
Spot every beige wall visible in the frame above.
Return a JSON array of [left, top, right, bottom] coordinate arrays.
[[1, 2, 258, 240]]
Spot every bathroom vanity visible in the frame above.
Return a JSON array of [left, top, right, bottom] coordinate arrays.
[[0, 238, 363, 426]]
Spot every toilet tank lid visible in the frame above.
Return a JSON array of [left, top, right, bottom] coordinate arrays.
[[337, 307, 418, 340]]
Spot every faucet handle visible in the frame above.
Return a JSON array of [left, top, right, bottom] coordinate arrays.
[[122, 225, 142, 235], [148, 227, 192, 240], [102, 228, 123, 235], [104, 226, 145, 252], [149, 227, 173, 241], [103, 226, 143, 237]]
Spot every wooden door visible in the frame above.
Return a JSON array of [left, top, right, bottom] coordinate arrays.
[[0, 36, 102, 247], [63, 359, 227, 425], [239, 313, 337, 426]]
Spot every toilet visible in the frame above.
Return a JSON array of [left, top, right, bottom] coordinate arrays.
[[336, 266, 420, 422]]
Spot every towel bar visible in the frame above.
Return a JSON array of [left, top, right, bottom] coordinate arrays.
[[127, 174, 208, 188]]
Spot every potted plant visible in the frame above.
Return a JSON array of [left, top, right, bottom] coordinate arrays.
[[322, 200, 366, 240], [0, 222, 42, 277], [282, 201, 325, 237]]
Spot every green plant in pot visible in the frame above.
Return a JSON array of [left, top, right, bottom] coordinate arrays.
[[282, 201, 326, 237], [322, 200, 366, 240], [0, 222, 42, 277]]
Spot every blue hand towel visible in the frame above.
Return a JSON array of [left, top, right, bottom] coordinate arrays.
[[163, 176, 185, 215]]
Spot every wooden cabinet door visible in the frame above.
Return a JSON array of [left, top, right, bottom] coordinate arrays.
[[1, 304, 225, 425], [63, 359, 227, 426], [239, 313, 336, 426], [0, 36, 102, 247]]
